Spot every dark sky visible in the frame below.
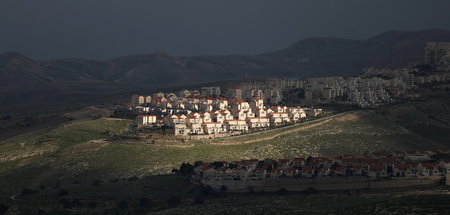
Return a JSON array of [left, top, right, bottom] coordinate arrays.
[[1, 0, 450, 60]]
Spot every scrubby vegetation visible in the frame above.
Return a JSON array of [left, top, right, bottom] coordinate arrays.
[[1, 99, 450, 213]]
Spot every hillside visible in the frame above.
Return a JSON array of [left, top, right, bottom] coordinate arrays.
[[1, 29, 449, 136], [1, 99, 450, 213], [2, 29, 450, 87], [2, 99, 450, 189]]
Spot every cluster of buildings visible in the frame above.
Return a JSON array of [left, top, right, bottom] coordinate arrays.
[[193, 149, 450, 187], [280, 65, 449, 108], [131, 89, 322, 136], [230, 42, 450, 108]]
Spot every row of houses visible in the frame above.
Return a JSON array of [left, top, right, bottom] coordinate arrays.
[[135, 96, 322, 135], [192, 150, 450, 183]]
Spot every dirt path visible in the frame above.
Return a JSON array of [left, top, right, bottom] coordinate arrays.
[[208, 112, 355, 146], [151, 143, 195, 148]]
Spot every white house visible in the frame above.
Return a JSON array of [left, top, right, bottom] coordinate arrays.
[[301, 168, 314, 178], [211, 111, 225, 123], [244, 110, 255, 118], [173, 124, 190, 136], [164, 114, 187, 127], [231, 98, 250, 111], [288, 107, 306, 122], [213, 98, 229, 110], [186, 117, 204, 135], [393, 164, 414, 178], [200, 112, 212, 123], [284, 168, 299, 178], [439, 161, 450, 174], [132, 95, 145, 106], [144, 96, 152, 104], [136, 115, 157, 127], [367, 165, 388, 178], [225, 120, 248, 132], [417, 163, 440, 177], [246, 117, 270, 129], [271, 106, 287, 113], [317, 167, 331, 177], [254, 108, 268, 118], [202, 122, 226, 134], [199, 103, 213, 112], [268, 112, 290, 126], [249, 98, 264, 110], [179, 89, 191, 98], [249, 168, 266, 180], [233, 110, 247, 121]]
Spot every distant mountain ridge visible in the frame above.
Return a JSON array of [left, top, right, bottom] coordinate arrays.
[[1, 29, 450, 87]]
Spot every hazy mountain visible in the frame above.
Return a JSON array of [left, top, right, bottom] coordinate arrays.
[[1, 29, 450, 87]]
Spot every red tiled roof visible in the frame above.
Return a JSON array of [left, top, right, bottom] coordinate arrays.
[[340, 158, 360, 163], [394, 164, 411, 169], [302, 168, 314, 173], [271, 169, 283, 174], [278, 159, 289, 163], [381, 157, 397, 163], [335, 166, 346, 171], [232, 98, 246, 103], [292, 162, 303, 167], [360, 158, 379, 163], [420, 163, 437, 168], [287, 168, 298, 174], [369, 165, 385, 170]]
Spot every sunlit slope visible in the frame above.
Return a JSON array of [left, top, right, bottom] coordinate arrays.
[[1, 100, 450, 196]]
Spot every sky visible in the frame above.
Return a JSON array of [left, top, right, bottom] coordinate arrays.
[[1, 0, 450, 60]]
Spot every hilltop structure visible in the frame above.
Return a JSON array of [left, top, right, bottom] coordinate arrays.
[[129, 90, 321, 137]]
